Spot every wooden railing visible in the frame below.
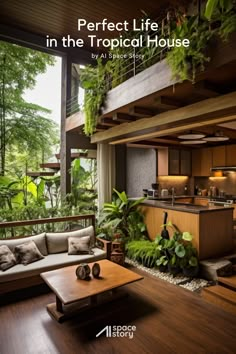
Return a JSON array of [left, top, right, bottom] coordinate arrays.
[[0, 214, 96, 239]]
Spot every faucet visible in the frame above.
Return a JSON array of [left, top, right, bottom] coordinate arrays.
[[171, 187, 175, 206]]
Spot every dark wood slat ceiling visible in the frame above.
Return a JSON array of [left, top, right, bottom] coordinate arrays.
[[0, 0, 188, 52]]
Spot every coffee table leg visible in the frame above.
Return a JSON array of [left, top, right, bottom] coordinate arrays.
[[56, 296, 63, 313]]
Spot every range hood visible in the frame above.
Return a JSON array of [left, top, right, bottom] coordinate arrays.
[[211, 166, 236, 171]]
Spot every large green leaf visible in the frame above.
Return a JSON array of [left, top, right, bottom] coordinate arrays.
[[175, 244, 186, 258], [182, 232, 193, 242], [129, 197, 146, 209], [0, 176, 12, 186], [189, 256, 198, 267], [11, 191, 24, 206], [23, 176, 37, 198], [220, 0, 233, 11], [113, 189, 128, 204], [205, 0, 219, 19], [37, 179, 45, 199]]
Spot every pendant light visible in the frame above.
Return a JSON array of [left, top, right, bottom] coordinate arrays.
[[178, 131, 206, 139], [180, 140, 207, 145], [203, 131, 229, 142]]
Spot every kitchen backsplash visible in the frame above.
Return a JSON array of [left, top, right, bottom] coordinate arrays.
[[195, 173, 236, 195], [157, 176, 190, 195], [157, 174, 236, 196]]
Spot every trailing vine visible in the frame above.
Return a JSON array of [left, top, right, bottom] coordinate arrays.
[[166, 15, 213, 83], [80, 59, 107, 136]]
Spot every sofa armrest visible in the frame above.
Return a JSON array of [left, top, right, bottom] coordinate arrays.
[[96, 237, 112, 260]]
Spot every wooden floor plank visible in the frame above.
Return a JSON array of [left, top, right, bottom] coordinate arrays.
[[202, 285, 236, 315], [0, 266, 236, 354], [218, 275, 236, 290]]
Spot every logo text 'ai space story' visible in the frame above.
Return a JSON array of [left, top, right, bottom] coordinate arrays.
[[96, 325, 136, 339]]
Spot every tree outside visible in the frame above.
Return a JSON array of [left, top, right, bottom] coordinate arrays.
[[0, 40, 59, 177], [0, 41, 97, 229]]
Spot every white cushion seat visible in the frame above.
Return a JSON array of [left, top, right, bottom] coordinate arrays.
[[0, 247, 106, 283]]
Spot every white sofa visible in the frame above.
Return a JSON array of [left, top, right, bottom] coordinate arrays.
[[0, 226, 107, 294]]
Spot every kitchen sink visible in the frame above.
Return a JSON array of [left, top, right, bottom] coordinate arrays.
[[158, 200, 192, 206]]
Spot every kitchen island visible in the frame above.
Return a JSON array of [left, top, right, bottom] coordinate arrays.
[[141, 200, 234, 260]]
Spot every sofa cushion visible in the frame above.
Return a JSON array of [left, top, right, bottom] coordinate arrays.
[[0, 245, 17, 271], [68, 236, 93, 255], [0, 247, 106, 283], [0, 233, 48, 256], [14, 241, 44, 265], [46, 226, 95, 254]]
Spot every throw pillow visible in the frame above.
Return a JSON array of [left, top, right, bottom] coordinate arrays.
[[0, 245, 17, 271], [0, 233, 48, 256], [68, 236, 94, 255], [14, 240, 44, 265], [46, 226, 95, 254]]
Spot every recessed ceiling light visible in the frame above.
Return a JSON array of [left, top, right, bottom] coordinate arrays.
[[180, 140, 207, 145], [178, 133, 206, 139]]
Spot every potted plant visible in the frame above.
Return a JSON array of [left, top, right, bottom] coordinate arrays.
[[98, 189, 147, 242]]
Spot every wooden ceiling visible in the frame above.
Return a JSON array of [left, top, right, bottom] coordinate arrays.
[[0, 0, 188, 54]]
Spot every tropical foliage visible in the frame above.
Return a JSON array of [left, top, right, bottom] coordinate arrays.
[[0, 155, 98, 238], [0, 41, 59, 176], [97, 189, 147, 242], [126, 223, 199, 276], [80, 59, 107, 136], [66, 157, 97, 212]]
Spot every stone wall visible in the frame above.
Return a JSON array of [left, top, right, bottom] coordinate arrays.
[[126, 148, 156, 197]]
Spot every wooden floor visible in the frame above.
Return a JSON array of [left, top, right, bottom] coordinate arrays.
[[1, 266, 236, 354]]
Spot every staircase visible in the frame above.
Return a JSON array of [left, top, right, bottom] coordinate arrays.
[[202, 275, 236, 315]]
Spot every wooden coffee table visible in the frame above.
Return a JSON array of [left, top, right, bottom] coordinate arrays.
[[41, 259, 143, 322]]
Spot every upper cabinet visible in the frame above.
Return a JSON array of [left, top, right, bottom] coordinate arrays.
[[212, 146, 226, 167], [192, 144, 236, 176], [180, 149, 192, 176], [226, 145, 236, 166], [158, 148, 191, 176], [192, 148, 212, 177]]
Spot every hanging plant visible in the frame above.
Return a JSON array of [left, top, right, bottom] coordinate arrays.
[[204, 0, 236, 40], [166, 15, 214, 83], [80, 58, 107, 136]]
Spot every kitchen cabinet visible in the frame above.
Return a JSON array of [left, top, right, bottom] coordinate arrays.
[[192, 148, 212, 176], [141, 202, 233, 260], [169, 149, 180, 175], [232, 204, 236, 219], [212, 146, 226, 167], [201, 148, 212, 176], [226, 145, 236, 166], [158, 148, 191, 176], [180, 150, 191, 176]]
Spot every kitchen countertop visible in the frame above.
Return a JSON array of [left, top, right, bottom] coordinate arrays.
[[140, 199, 234, 214], [147, 195, 209, 200], [147, 195, 236, 201]]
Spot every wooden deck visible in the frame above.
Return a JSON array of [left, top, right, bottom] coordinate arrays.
[[0, 266, 236, 354]]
